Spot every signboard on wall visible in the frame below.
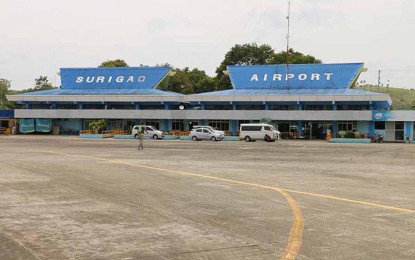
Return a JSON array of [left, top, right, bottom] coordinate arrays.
[[227, 63, 364, 90], [60, 67, 171, 90], [373, 110, 415, 121]]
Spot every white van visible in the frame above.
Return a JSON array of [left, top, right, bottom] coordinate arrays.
[[132, 125, 164, 140], [239, 123, 280, 142]]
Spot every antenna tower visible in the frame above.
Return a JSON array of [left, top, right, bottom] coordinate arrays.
[[286, 1, 291, 90]]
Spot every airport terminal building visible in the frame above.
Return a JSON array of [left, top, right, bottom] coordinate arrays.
[[6, 63, 415, 141]]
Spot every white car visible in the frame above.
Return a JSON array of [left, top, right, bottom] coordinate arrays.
[[192, 125, 225, 136], [189, 128, 224, 141], [132, 125, 164, 140]]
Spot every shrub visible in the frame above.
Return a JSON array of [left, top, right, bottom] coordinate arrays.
[[338, 131, 347, 138], [345, 131, 355, 138], [354, 131, 362, 138]]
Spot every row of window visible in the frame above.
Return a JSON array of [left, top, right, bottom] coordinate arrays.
[[28, 104, 372, 110]]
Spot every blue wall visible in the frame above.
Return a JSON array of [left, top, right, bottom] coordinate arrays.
[[405, 121, 414, 140]]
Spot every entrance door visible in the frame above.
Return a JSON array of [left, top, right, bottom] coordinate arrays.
[[304, 121, 332, 139]]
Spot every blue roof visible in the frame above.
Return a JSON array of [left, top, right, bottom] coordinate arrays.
[[60, 67, 171, 90], [193, 88, 385, 96], [19, 88, 183, 96], [228, 63, 364, 90]]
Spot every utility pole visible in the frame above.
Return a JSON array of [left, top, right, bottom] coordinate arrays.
[[0, 87, 3, 110], [377, 70, 381, 92]]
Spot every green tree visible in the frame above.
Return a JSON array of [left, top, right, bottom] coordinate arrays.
[[215, 44, 322, 90], [0, 78, 11, 109], [215, 43, 275, 91], [99, 59, 129, 67], [269, 48, 322, 64], [89, 119, 107, 134], [34, 76, 55, 91], [165, 68, 193, 94]]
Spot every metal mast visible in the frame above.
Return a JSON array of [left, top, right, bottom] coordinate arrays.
[[286, 1, 291, 90]]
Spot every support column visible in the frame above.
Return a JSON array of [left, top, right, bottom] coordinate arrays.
[[264, 103, 269, 110], [332, 121, 338, 138], [369, 121, 375, 137], [297, 121, 303, 137], [231, 120, 238, 136], [163, 119, 169, 132]]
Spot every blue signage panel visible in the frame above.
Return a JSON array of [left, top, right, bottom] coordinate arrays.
[[0, 110, 14, 119], [227, 63, 364, 90], [60, 67, 171, 89], [372, 110, 390, 121]]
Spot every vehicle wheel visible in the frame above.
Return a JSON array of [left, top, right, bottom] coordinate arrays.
[[134, 134, 139, 139], [192, 136, 198, 141], [210, 136, 216, 141], [244, 136, 251, 142], [152, 134, 158, 140]]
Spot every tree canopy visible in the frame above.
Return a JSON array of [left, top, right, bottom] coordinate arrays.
[[214, 43, 322, 90], [0, 78, 14, 109], [99, 59, 129, 67]]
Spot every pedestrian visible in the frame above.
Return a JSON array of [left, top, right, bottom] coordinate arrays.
[[137, 125, 148, 150], [326, 128, 332, 140]]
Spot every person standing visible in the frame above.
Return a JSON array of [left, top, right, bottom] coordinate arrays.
[[137, 125, 148, 150]]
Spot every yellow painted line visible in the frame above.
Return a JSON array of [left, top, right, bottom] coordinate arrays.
[[277, 188, 415, 214], [37, 150, 304, 260]]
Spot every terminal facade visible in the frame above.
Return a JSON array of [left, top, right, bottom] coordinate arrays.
[[6, 63, 415, 141]]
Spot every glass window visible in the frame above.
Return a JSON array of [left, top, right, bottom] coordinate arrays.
[[56, 104, 78, 109], [208, 120, 230, 131], [83, 104, 106, 109], [82, 120, 94, 130], [203, 129, 210, 133], [204, 105, 233, 110], [171, 120, 184, 131], [268, 105, 298, 110], [144, 120, 159, 130], [375, 122, 385, 130], [236, 105, 265, 110], [264, 126, 271, 130], [140, 105, 164, 110], [196, 129, 202, 132], [395, 122, 404, 130], [337, 105, 369, 110], [338, 121, 357, 132], [303, 105, 333, 110], [31, 104, 52, 109]]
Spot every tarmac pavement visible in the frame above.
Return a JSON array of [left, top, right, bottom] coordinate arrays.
[[0, 136, 414, 259]]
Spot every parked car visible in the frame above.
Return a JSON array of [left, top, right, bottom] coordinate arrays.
[[132, 125, 164, 140], [239, 123, 280, 142], [192, 125, 226, 137], [189, 128, 224, 141]]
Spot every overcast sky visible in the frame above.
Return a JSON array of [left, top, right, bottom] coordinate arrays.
[[1, 0, 414, 90]]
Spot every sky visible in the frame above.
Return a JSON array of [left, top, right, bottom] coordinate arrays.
[[1, 0, 414, 90]]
